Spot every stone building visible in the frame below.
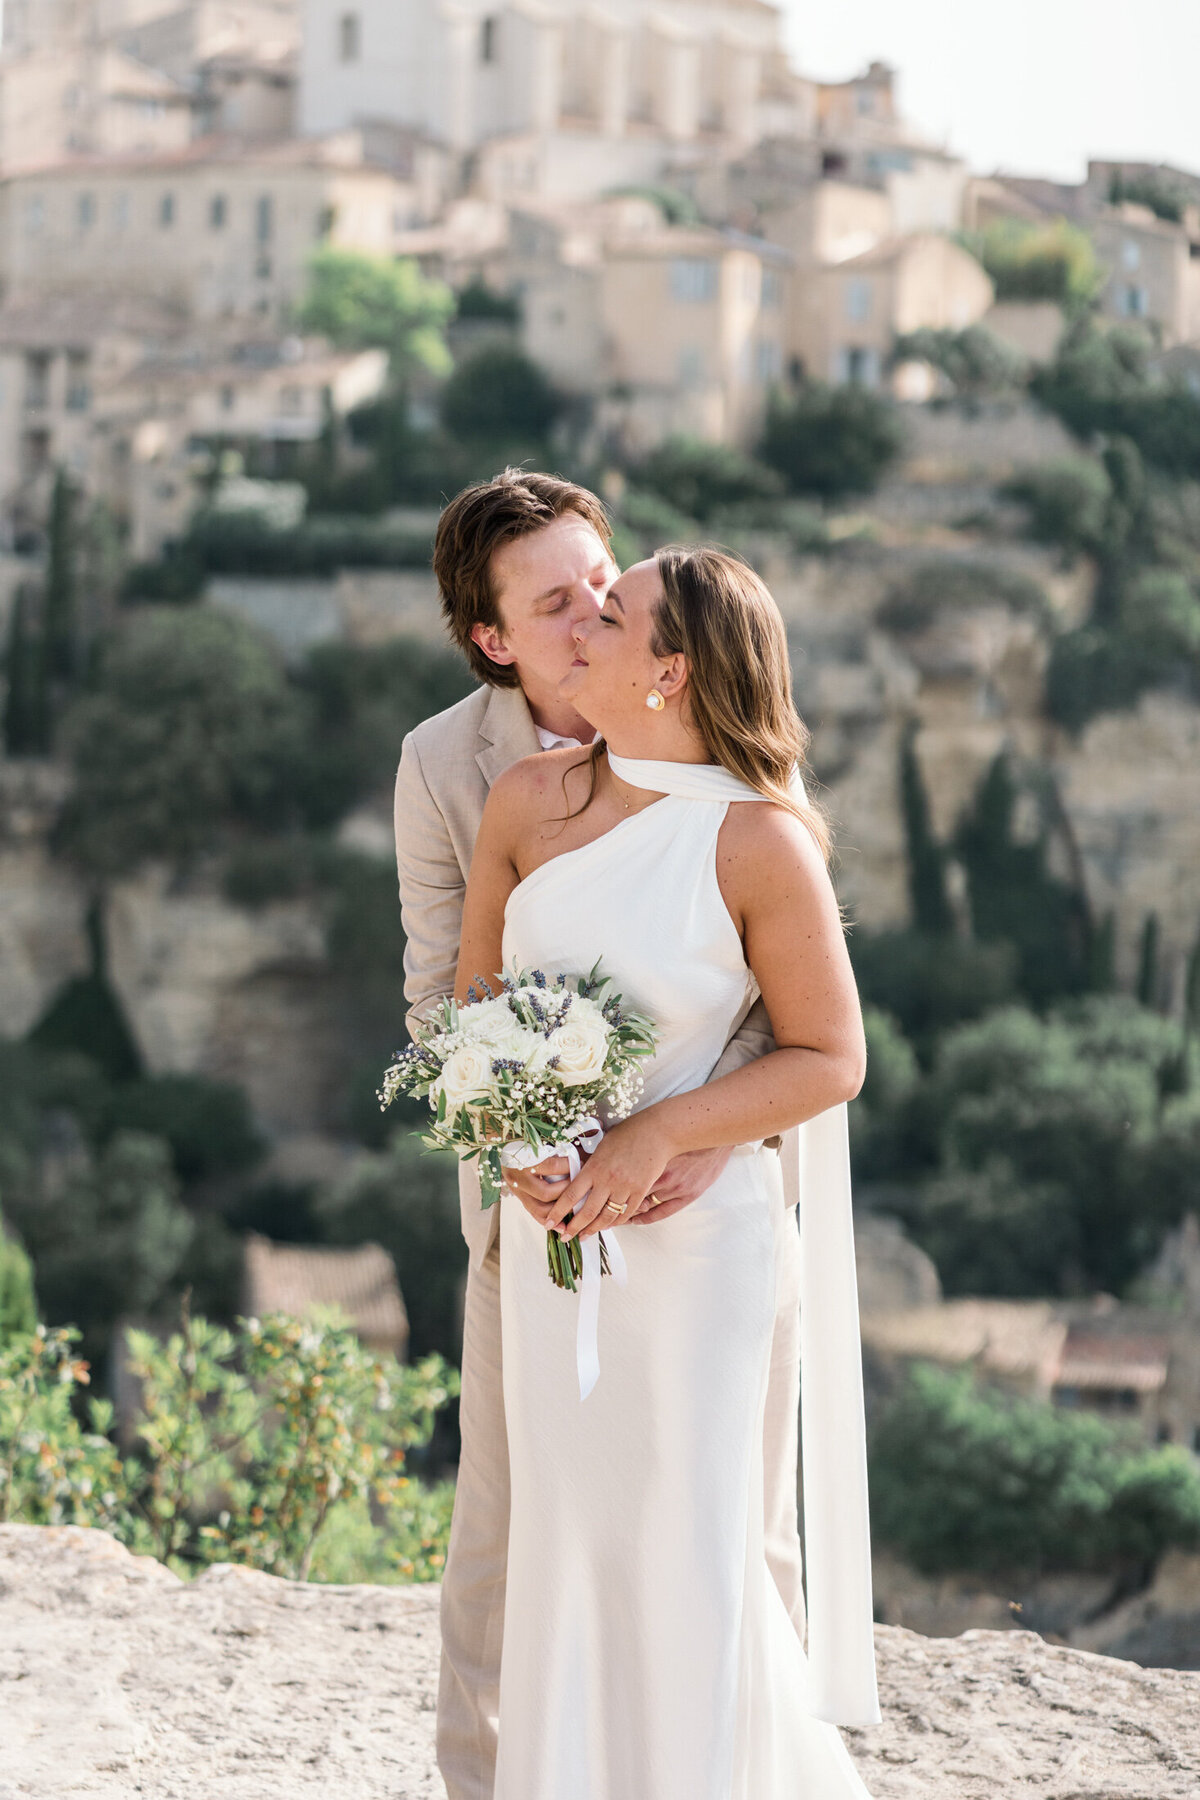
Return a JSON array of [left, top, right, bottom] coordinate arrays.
[[298, 0, 810, 200], [0, 2, 301, 167], [0, 132, 441, 323], [0, 293, 387, 552]]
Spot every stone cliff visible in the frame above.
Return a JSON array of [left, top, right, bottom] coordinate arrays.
[[1, 1525, 1197, 1798]]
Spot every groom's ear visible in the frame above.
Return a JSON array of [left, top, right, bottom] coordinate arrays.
[[471, 620, 517, 669]]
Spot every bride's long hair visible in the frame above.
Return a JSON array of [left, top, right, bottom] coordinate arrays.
[[653, 546, 831, 861]]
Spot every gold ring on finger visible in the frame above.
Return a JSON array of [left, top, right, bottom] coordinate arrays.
[[603, 1199, 627, 1217], [646, 1193, 662, 1207]]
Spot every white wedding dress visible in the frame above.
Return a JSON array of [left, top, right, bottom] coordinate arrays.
[[493, 759, 877, 1799]]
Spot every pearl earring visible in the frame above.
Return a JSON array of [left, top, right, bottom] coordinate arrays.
[[646, 688, 665, 711]]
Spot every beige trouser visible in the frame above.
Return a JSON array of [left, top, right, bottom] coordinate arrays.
[[436, 1205, 806, 1800]]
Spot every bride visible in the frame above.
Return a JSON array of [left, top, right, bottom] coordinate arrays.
[[454, 545, 879, 1798]]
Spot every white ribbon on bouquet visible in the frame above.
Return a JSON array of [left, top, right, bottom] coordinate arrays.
[[501, 1118, 627, 1400]]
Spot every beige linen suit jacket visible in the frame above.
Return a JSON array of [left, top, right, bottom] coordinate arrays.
[[393, 681, 776, 1267]]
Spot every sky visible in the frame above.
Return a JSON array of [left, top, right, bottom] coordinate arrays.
[[781, 0, 1199, 183]]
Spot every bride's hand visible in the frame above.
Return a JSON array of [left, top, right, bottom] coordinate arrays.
[[504, 1155, 572, 1228], [544, 1114, 671, 1242]]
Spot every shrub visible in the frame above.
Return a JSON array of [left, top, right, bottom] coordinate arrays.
[[894, 326, 1028, 400], [0, 1326, 127, 1529], [292, 636, 473, 830], [877, 559, 1051, 634], [185, 510, 434, 576], [121, 545, 206, 604], [297, 248, 453, 377], [317, 1131, 463, 1362], [0, 1309, 459, 1582], [1032, 322, 1200, 477], [870, 1362, 1200, 1577], [849, 929, 1018, 1050], [57, 607, 307, 876], [440, 344, 566, 446], [962, 219, 1102, 306], [909, 999, 1193, 1295], [0, 1216, 36, 1344], [760, 382, 903, 498], [1000, 457, 1112, 556], [98, 1074, 264, 1186], [2, 1131, 192, 1364], [632, 436, 783, 522], [454, 279, 520, 323]]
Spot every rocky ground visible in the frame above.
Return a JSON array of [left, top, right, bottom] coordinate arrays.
[[2, 1527, 1198, 1798]]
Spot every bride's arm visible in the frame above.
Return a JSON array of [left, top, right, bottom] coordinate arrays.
[[453, 775, 523, 1003], [546, 803, 866, 1240]]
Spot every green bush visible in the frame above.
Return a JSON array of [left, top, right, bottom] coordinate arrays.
[[317, 1131, 463, 1362], [121, 545, 206, 604], [0, 1309, 459, 1582], [454, 279, 520, 324], [870, 1362, 1200, 1577], [57, 607, 307, 876], [185, 510, 434, 576], [1032, 323, 1200, 477], [2, 1131, 192, 1364], [909, 999, 1194, 1295], [297, 248, 453, 378], [1046, 572, 1200, 731], [1001, 457, 1112, 556], [849, 929, 1018, 1050], [632, 436, 783, 522], [962, 219, 1102, 306], [292, 636, 473, 830], [761, 382, 903, 499], [0, 1215, 36, 1343], [98, 1074, 264, 1186], [877, 559, 1051, 635], [440, 344, 566, 447], [894, 325, 1028, 399]]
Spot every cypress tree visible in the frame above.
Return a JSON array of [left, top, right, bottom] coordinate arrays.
[[1136, 912, 1161, 1010], [2, 586, 51, 754], [899, 721, 954, 936], [43, 466, 78, 680]]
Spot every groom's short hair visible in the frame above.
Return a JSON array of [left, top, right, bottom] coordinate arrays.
[[434, 468, 612, 688]]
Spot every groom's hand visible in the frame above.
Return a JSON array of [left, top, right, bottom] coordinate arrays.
[[627, 1146, 733, 1224]]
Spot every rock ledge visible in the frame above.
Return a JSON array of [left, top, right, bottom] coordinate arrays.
[[1, 1525, 1198, 1798]]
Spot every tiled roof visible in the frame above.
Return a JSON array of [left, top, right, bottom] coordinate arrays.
[[243, 1234, 408, 1352], [1055, 1330, 1170, 1394]]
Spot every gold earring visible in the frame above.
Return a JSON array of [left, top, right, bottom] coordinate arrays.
[[646, 688, 665, 711]]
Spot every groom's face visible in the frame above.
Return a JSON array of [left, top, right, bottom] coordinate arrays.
[[472, 514, 617, 701]]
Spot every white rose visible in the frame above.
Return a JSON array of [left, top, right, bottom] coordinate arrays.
[[567, 993, 606, 1027], [437, 1042, 500, 1111], [543, 1017, 611, 1087], [488, 1022, 543, 1067], [458, 998, 517, 1045]]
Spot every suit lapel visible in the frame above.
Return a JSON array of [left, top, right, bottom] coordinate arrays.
[[475, 684, 540, 789]]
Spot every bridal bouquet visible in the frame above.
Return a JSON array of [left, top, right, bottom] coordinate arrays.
[[379, 964, 657, 1290]]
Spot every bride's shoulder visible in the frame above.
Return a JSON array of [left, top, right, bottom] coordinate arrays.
[[717, 796, 829, 890], [484, 747, 595, 825]]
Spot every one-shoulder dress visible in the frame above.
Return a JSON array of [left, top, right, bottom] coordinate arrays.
[[495, 763, 877, 1800]]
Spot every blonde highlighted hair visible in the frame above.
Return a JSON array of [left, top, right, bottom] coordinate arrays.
[[653, 545, 831, 861]]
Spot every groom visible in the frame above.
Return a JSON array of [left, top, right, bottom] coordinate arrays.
[[394, 468, 805, 1800]]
